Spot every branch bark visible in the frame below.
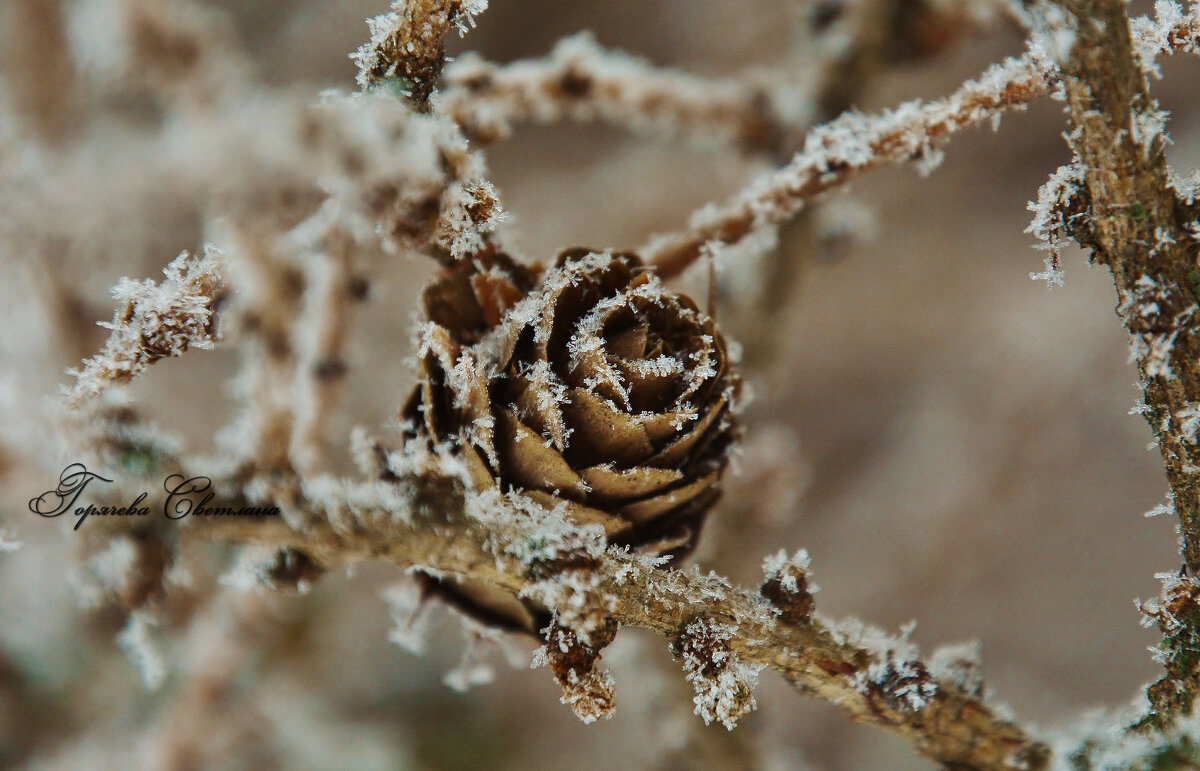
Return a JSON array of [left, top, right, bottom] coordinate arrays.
[[192, 472, 1047, 769], [1046, 0, 1200, 729]]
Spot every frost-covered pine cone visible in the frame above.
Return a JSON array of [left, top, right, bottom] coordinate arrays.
[[405, 247, 738, 629]]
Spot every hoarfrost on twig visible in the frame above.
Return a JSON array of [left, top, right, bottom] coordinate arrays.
[[676, 617, 764, 730]]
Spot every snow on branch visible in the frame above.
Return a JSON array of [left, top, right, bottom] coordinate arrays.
[[64, 248, 225, 407], [187, 461, 1047, 769], [1036, 0, 1200, 730], [438, 33, 788, 149], [643, 3, 1200, 281], [1130, 1, 1200, 78], [643, 52, 1048, 279], [353, 0, 490, 108]]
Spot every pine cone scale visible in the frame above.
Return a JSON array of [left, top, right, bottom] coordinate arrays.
[[577, 465, 685, 502], [497, 408, 588, 498], [561, 387, 656, 466]]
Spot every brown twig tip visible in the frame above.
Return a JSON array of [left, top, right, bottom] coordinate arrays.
[[536, 620, 619, 724], [759, 548, 816, 624], [353, 0, 490, 108], [64, 248, 225, 408]]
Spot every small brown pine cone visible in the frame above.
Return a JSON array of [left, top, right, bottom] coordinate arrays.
[[405, 247, 738, 631]]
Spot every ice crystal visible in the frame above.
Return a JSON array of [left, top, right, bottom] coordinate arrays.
[[444, 625, 498, 693], [761, 548, 815, 594], [928, 641, 983, 697], [218, 545, 281, 591], [1026, 162, 1085, 288], [830, 617, 939, 712], [676, 617, 763, 730], [1131, 1, 1198, 78]]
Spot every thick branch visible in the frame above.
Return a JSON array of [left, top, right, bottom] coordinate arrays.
[[1047, 0, 1200, 728], [194, 475, 1047, 770]]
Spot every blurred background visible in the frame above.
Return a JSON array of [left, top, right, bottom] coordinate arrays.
[[1, 0, 1197, 768]]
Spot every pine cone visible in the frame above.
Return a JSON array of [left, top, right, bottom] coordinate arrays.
[[405, 247, 737, 629]]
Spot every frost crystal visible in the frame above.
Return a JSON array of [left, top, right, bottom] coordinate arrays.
[[1022, 2, 1078, 67], [1177, 403, 1200, 444], [676, 618, 764, 730], [383, 578, 432, 654], [928, 641, 983, 697], [761, 548, 814, 594], [1131, 1, 1199, 78], [1145, 493, 1175, 519], [1131, 104, 1172, 158], [1026, 162, 1085, 288], [86, 535, 139, 598], [218, 545, 280, 591], [830, 617, 938, 713], [436, 179, 506, 259], [444, 626, 498, 693]]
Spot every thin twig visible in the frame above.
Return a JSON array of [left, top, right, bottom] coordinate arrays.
[[63, 249, 225, 408], [643, 53, 1049, 279], [439, 33, 788, 150]]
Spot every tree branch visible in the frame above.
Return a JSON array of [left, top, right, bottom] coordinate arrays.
[[643, 4, 1200, 282], [643, 52, 1049, 279], [190, 464, 1047, 769], [1043, 0, 1200, 729], [439, 33, 789, 151]]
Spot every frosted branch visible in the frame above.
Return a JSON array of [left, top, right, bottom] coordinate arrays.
[[187, 462, 1047, 769], [643, 53, 1048, 278], [63, 248, 225, 407], [439, 33, 787, 149], [645, 4, 1200, 280], [1037, 0, 1200, 732], [353, 0, 490, 108]]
